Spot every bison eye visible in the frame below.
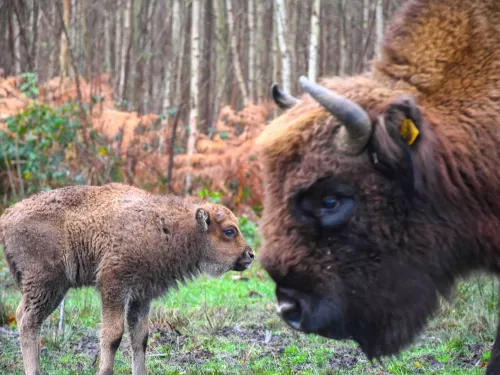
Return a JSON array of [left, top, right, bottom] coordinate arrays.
[[224, 228, 236, 238], [292, 179, 356, 230], [322, 197, 338, 209]]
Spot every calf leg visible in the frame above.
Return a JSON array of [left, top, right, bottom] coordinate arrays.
[[17, 281, 67, 375], [126, 299, 152, 375], [98, 298, 125, 375]]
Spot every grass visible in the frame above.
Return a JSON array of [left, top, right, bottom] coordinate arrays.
[[0, 248, 496, 374]]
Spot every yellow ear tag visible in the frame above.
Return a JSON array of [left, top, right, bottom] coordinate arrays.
[[400, 118, 419, 145]]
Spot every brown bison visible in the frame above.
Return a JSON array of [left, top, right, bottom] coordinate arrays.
[[257, 0, 500, 373], [0, 183, 254, 375]]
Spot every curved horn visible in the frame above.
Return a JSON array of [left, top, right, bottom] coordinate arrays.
[[298, 76, 371, 142], [270, 83, 299, 109]]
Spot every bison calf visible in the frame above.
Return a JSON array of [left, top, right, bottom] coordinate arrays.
[[0, 183, 254, 375]]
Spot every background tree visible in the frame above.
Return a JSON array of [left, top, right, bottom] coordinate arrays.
[[185, 0, 201, 194], [0, 0, 406, 188]]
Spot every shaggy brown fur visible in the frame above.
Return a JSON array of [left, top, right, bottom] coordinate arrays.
[[0, 183, 253, 375], [257, 0, 500, 373]]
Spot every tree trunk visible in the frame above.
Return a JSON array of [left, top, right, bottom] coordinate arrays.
[[118, 0, 132, 101], [12, 7, 21, 74], [210, 0, 228, 137], [174, 1, 187, 110], [226, 0, 249, 106], [248, 0, 255, 102], [103, 0, 111, 73], [31, 1, 40, 74], [143, 0, 154, 113], [59, 0, 71, 77], [338, 0, 347, 76], [375, 0, 384, 59], [255, 0, 265, 103], [162, 0, 180, 113], [272, 2, 280, 87], [184, 0, 201, 194], [82, 0, 91, 80], [275, 0, 291, 93], [114, 0, 122, 87], [308, 0, 321, 81]]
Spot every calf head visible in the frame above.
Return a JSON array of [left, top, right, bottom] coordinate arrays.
[[196, 204, 254, 276], [257, 78, 471, 360]]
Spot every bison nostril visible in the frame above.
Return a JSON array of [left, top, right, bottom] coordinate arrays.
[[248, 251, 255, 259], [277, 300, 302, 329], [276, 286, 304, 329]]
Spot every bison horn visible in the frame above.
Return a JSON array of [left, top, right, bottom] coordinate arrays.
[[270, 83, 299, 109], [298, 76, 372, 152]]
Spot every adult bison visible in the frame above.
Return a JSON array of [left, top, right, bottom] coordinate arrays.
[[257, 0, 500, 372]]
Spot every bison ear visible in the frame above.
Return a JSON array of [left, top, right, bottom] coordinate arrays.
[[383, 96, 422, 146], [195, 208, 210, 232], [382, 96, 423, 147]]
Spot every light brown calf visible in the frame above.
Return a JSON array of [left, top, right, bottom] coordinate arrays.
[[0, 183, 254, 375]]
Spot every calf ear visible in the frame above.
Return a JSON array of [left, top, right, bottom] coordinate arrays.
[[195, 208, 210, 232]]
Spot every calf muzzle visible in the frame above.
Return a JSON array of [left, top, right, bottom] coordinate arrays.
[[233, 247, 254, 271]]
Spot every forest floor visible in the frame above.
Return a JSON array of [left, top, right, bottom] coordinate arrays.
[[0, 249, 496, 374]]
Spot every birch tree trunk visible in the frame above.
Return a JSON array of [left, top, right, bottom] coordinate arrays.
[[143, 0, 154, 113], [226, 0, 249, 106], [174, 1, 186, 107], [338, 0, 347, 76], [272, 3, 280, 87], [210, 0, 228, 137], [255, 0, 265, 102], [118, 0, 132, 100], [114, 0, 122, 86], [163, 0, 180, 113], [362, 0, 370, 69], [184, 0, 201, 194], [275, 0, 291, 93], [59, 0, 71, 77], [248, 0, 255, 101], [308, 0, 321, 81], [375, 0, 384, 59], [82, 0, 91, 80], [12, 9, 21, 74], [103, 1, 111, 73]]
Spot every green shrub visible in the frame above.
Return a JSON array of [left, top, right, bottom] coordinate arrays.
[[238, 214, 260, 250], [198, 188, 222, 203], [0, 102, 122, 205], [19, 72, 39, 99], [0, 103, 81, 195]]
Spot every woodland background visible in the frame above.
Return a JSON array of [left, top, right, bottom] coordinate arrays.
[[0, 2, 498, 374], [0, 0, 405, 217]]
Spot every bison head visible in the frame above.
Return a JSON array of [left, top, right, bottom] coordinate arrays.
[[257, 75, 479, 360]]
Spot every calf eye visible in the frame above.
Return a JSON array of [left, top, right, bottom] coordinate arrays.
[[224, 228, 236, 238]]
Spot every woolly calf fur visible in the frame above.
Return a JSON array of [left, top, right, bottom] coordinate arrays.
[[0, 183, 253, 375]]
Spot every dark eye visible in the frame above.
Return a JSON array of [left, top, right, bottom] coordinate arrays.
[[292, 178, 356, 230], [224, 228, 236, 238], [322, 197, 338, 209]]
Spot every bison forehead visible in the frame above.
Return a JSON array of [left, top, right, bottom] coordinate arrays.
[[256, 77, 410, 163]]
